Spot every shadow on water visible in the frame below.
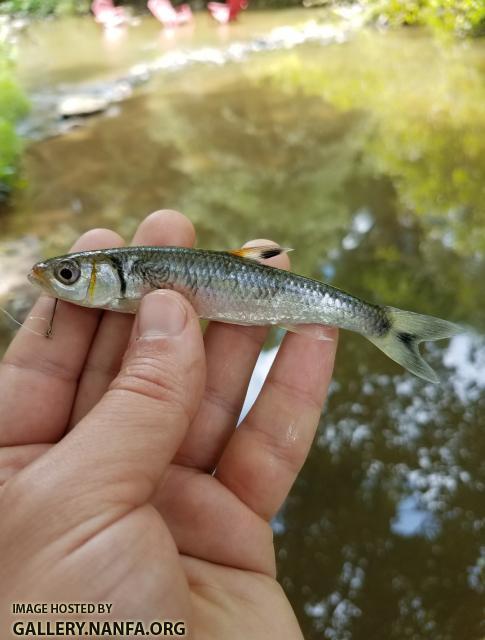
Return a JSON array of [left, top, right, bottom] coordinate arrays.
[[1, 12, 484, 639]]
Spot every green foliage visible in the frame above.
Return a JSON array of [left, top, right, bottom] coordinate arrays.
[[366, 0, 485, 36], [1, 0, 483, 34], [0, 44, 28, 198], [0, 0, 304, 13], [0, 0, 89, 17]]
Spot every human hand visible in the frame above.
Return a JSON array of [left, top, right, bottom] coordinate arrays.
[[0, 210, 338, 639]]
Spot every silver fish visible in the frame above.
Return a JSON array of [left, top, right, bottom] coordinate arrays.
[[28, 245, 461, 383]]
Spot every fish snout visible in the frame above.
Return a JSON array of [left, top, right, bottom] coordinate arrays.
[[28, 262, 49, 287]]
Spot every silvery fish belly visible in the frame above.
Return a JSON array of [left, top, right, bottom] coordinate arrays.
[[28, 245, 461, 384]]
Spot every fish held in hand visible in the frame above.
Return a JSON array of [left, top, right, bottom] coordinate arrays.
[[28, 245, 461, 383]]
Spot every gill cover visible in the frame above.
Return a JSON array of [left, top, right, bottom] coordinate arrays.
[[83, 260, 122, 307], [32, 256, 121, 309]]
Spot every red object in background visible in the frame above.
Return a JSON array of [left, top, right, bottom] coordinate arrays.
[[91, 0, 128, 27], [207, 0, 248, 23], [147, 0, 193, 27]]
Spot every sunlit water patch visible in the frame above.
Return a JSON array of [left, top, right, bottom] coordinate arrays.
[[18, 15, 364, 141]]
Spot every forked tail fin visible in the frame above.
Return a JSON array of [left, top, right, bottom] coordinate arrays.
[[367, 308, 462, 383]]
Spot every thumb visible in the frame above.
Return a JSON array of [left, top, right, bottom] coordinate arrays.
[[78, 289, 206, 502], [8, 291, 206, 526]]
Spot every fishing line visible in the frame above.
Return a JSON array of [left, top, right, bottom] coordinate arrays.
[[46, 298, 58, 338], [0, 306, 51, 338]]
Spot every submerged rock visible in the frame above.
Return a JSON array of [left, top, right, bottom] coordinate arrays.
[[58, 95, 110, 118]]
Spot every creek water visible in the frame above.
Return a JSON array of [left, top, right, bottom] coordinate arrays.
[[1, 8, 484, 638]]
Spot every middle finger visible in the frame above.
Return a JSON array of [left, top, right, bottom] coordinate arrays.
[[173, 240, 290, 472]]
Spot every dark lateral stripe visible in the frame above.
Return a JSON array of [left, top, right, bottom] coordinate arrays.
[[110, 255, 127, 296]]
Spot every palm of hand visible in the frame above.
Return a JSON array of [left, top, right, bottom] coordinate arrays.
[[0, 211, 337, 639]]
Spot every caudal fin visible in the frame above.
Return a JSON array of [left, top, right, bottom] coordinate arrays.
[[367, 308, 461, 383]]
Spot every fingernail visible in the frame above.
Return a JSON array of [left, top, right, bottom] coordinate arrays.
[[138, 291, 187, 338]]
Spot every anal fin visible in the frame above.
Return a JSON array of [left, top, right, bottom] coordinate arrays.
[[279, 323, 334, 341]]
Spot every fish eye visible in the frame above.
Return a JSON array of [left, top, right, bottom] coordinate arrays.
[[54, 260, 81, 285]]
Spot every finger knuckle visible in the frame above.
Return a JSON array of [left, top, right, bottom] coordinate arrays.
[[111, 350, 189, 417], [246, 417, 307, 476]]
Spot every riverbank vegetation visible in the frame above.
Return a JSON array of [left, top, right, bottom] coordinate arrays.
[[0, 42, 28, 200], [1, 0, 484, 37], [0, 0, 88, 17], [366, 0, 485, 37]]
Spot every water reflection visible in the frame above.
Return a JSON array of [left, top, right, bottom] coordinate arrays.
[[1, 13, 484, 640], [240, 321, 484, 638], [444, 334, 485, 402], [275, 327, 484, 638]]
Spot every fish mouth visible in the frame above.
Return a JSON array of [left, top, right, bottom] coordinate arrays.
[[28, 263, 50, 290]]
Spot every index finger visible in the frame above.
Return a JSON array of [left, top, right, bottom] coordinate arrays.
[[68, 210, 196, 427], [0, 229, 124, 446]]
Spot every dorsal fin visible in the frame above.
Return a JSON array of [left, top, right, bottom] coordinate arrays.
[[228, 245, 293, 261]]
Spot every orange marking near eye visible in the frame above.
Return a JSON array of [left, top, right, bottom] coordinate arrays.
[[88, 261, 97, 302]]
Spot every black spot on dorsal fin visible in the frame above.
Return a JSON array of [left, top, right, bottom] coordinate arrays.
[[229, 245, 293, 261]]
